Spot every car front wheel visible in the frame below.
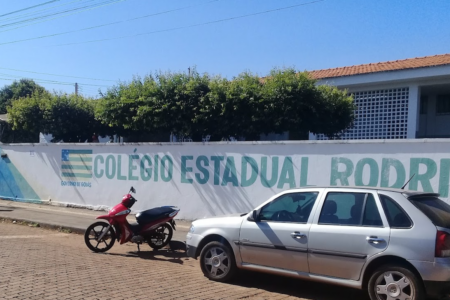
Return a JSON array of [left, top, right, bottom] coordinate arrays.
[[368, 264, 425, 300], [200, 241, 236, 282]]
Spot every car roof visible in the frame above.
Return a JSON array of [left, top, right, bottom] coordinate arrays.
[[286, 186, 440, 198]]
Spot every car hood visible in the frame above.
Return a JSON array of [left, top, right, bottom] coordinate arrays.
[[203, 213, 247, 219], [192, 213, 247, 229]]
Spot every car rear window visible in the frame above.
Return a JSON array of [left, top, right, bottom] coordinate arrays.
[[409, 197, 450, 228]]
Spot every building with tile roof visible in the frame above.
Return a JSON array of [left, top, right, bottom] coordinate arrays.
[[307, 54, 450, 140]]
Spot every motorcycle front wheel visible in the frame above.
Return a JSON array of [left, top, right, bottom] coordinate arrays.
[[84, 221, 116, 253], [148, 223, 173, 250]]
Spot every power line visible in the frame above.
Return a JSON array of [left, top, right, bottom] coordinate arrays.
[[0, 0, 219, 42], [54, 0, 324, 47], [0, 0, 128, 32], [0, 67, 116, 82], [0, 0, 59, 18], [0, 0, 90, 22], [0, 75, 112, 88]]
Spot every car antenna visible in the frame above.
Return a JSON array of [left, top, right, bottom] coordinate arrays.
[[401, 174, 415, 190]]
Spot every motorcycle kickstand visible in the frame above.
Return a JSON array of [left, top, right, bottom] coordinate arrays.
[[137, 243, 140, 252]]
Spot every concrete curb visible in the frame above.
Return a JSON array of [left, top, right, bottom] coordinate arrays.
[[0, 216, 85, 235]]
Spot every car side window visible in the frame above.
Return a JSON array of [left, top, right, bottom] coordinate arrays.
[[362, 194, 383, 226], [319, 192, 383, 227], [259, 192, 319, 223], [379, 194, 412, 228]]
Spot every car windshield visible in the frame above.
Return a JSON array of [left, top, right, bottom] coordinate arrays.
[[408, 196, 450, 228]]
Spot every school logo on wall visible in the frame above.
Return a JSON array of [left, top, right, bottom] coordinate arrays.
[[61, 149, 92, 188]]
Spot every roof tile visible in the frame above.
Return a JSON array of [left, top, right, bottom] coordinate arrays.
[[309, 54, 450, 79]]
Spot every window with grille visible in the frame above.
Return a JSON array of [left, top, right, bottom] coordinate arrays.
[[420, 96, 428, 115], [436, 95, 450, 115], [315, 87, 409, 140]]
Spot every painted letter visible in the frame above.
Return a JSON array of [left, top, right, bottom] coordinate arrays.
[[409, 158, 437, 192], [128, 155, 139, 181], [195, 156, 210, 184], [154, 155, 159, 182], [160, 156, 173, 182], [260, 156, 279, 188], [211, 156, 224, 185], [181, 156, 194, 184], [94, 155, 104, 178], [105, 155, 116, 180], [222, 157, 238, 186], [140, 155, 152, 181], [117, 155, 127, 180], [355, 158, 379, 187], [439, 159, 450, 197], [277, 157, 296, 189], [380, 158, 406, 188], [300, 157, 310, 187], [330, 157, 354, 186], [241, 157, 258, 187]]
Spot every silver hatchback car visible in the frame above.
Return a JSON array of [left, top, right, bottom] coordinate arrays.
[[186, 187, 450, 300]]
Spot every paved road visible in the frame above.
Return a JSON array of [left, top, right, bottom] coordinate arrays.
[[0, 200, 192, 238], [0, 221, 369, 300]]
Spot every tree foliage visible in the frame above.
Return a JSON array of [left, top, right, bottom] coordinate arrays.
[[0, 79, 46, 114], [8, 93, 109, 142], [5, 68, 355, 142]]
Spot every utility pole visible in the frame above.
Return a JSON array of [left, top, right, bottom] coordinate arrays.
[[75, 82, 78, 96], [188, 67, 191, 77]]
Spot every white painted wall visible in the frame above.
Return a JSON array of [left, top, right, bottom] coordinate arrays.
[[2, 140, 450, 220]]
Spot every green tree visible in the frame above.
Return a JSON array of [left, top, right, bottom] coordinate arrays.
[[96, 76, 157, 138], [0, 79, 46, 114], [8, 93, 108, 143], [146, 70, 210, 138], [221, 72, 264, 140], [261, 69, 320, 138], [7, 92, 44, 141], [94, 68, 355, 142], [313, 85, 355, 139]]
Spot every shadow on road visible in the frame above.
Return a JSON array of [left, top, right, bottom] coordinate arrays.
[[0, 205, 18, 212], [226, 270, 370, 300], [102, 240, 188, 265]]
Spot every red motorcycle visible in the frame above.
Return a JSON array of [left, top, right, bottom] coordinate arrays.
[[84, 187, 180, 253]]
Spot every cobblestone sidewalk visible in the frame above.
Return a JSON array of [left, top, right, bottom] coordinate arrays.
[[0, 222, 367, 300]]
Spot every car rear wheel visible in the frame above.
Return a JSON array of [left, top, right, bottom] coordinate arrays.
[[368, 264, 425, 300], [200, 241, 236, 282]]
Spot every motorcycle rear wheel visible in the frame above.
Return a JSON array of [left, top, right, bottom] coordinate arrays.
[[148, 223, 173, 250], [84, 221, 116, 253]]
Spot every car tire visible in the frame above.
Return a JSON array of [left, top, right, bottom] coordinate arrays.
[[199, 241, 237, 282], [368, 264, 425, 300]]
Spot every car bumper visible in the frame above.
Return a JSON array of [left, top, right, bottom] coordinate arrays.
[[186, 232, 203, 258], [186, 244, 197, 258], [424, 280, 450, 298]]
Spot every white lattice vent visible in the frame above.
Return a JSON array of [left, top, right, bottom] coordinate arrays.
[[316, 87, 409, 140]]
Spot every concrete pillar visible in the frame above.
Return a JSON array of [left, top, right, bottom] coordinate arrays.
[[407, 85, 420, 139]]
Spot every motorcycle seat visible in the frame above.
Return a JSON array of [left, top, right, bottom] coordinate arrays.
[[136, 206, 176, 225]]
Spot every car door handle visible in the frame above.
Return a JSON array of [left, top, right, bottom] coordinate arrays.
[[291, 232, 306, 239], [366, 236, 385, 244]]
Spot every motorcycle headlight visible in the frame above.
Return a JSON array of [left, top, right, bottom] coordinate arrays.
[[115, 209, 131, 216]]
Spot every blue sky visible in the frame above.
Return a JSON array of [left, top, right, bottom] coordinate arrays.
[[0, 0, 449, 97]]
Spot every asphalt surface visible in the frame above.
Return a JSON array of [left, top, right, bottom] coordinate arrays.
[[0, 199, 191, 242]]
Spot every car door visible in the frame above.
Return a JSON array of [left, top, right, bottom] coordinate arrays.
[[239, 190, 321, 273], [308, 189, 390, 280]]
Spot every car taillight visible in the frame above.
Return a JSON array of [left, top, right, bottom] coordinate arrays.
[[435, 231, 450, 257]]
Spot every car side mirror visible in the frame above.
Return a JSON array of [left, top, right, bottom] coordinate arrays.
[[247, 210, 260, 222]]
